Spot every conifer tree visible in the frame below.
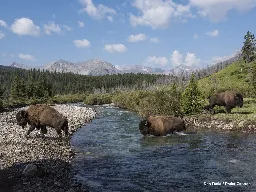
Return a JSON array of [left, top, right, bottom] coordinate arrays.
[[242, 31, 256, 63], [181, 74, 203, 114], [10, 75, 21, 101]]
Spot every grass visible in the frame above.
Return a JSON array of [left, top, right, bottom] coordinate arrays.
[[208, 98, 256, 121], [198, 60, 252, 97]]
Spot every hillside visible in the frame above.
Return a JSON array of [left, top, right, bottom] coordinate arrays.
[[198, 60, 253, 97]]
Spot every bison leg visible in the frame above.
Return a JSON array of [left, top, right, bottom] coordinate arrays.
[[40, 126, 47, 137], [225, 106, 232, 113], [26, 125, 36, 136], [56, 128, 62, 138]]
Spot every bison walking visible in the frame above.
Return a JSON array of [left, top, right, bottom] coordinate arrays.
[[139, 115, 186, 136], [16, 104, 69, 138], [204, 91, 243, 114]]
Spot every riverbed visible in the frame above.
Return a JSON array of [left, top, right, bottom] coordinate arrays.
[[71, 105, 256, 192]]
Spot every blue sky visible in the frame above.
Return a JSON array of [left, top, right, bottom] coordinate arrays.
[[0, 0, 256, 69]]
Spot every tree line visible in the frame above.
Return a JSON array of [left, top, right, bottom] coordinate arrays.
[[0, 67, 177, 107]]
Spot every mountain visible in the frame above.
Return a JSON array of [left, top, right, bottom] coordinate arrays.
[[164, 64, 197, 75], [10, 62, 35, 70], [40, 59, 121, 75], [7, 51, 241, 76], [116, 64, 166, 74]]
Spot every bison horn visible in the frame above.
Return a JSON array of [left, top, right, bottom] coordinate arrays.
[[145, 120, 148, 126]]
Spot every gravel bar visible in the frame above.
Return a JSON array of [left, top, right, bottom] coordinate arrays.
[[0, 104, 97, 192]]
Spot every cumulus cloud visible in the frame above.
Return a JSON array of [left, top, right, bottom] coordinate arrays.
[[80, 0, 116, 20], [0, 31, 5, 39], [73, 39, 91, 48], [146, 56, 168, 66], [0, 20, 7, 28], [44, 22, 62, 35], [78, 21, 85, 27], [149, 37, 159, 43], [130, 0, 192, 29], [18, 53, 35, 61], [190, 0, 256, 22], [171, 50, 183, 67], [206, 29, 219, 37], [185, 52, 200, 67], [128, 33, 147, 42], [171, 50, 200, 67], [11, 18, 40, 36], [104, 44, 127, 53]]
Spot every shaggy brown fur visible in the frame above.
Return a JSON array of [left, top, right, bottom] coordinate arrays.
[[16, 104, 69, 138], [204, 91, 243, 114], [139, 115, 186, 136]]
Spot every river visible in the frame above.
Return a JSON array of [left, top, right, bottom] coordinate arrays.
[[70, 105, 256, 192]]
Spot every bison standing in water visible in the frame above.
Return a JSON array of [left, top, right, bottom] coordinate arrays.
[[204, 91, 243, 114], [139, 115, 186, 136], [16, 104, 69, 138]]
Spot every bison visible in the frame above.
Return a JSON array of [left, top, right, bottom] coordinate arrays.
[[204, 91, 243, 114], [16, 104, 69, 138], [139, 115, 186, 136]]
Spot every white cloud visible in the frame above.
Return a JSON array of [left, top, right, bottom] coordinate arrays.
[[128, 33, 147, 42], [190, 0, 256, 22], [44, 22, 62, 35], [130, 0, 192, 29], [185, 52, 200, 67], [11, 18, 40, 36], [171, 50, 201, 67], [171, 50, 183, 67], [206, 29, 219, 37], [107, 16, 114, 22], [0, 20, 7, 28], [0, 31, 5, 39], [73, 39, 91, 48], [18, 53, 35, 61], [146, 56, 168, 66], [149, 37, 159, 43], [63, 25, 72, 31], [104, 44, 127, 53], [80, 0, 116, 20], [78, 21, 85, 27]]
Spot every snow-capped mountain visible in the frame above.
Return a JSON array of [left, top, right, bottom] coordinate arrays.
[[117, 64, 166, 74], [7, 51, 241, 76], [10, 62, 34, 70]]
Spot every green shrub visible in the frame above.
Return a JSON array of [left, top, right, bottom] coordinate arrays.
[[182, 74, 203, 115], [84, 93, 113, 105]]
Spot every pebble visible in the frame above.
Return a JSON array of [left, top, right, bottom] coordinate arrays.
[[0, 103, 96, 191]]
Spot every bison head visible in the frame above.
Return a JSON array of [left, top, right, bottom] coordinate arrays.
[[139, 120, 150, 135], [234, 93, 243, 108], [16, 110, 28, 128]]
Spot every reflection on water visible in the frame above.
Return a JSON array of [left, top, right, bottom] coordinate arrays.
[[71, 106, 256, 192]]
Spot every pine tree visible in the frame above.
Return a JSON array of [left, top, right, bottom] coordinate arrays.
[[251, 62, 256, 97], [242, 31, 256, 63], [181, 74, 203, 115], [0, 86, 3, 109], [10, 75, 21, 101]]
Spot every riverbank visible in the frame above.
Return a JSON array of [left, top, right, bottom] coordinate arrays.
[[0, 104, 97, 192], [184, 113, 256, 133]]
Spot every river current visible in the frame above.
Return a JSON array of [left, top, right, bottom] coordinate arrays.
[[70, 105, 256, 192]]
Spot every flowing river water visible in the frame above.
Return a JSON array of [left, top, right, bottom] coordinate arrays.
[[70, 105, 256, 192]]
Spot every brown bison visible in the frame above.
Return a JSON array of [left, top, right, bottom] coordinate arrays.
[[139, 115, 186, 136], [204, 91, 243, 114], [16, 104, 69, 138]]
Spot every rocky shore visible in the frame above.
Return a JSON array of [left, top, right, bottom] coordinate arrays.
[[0, 104, 97, 192], [184, 113, 256, 133]]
